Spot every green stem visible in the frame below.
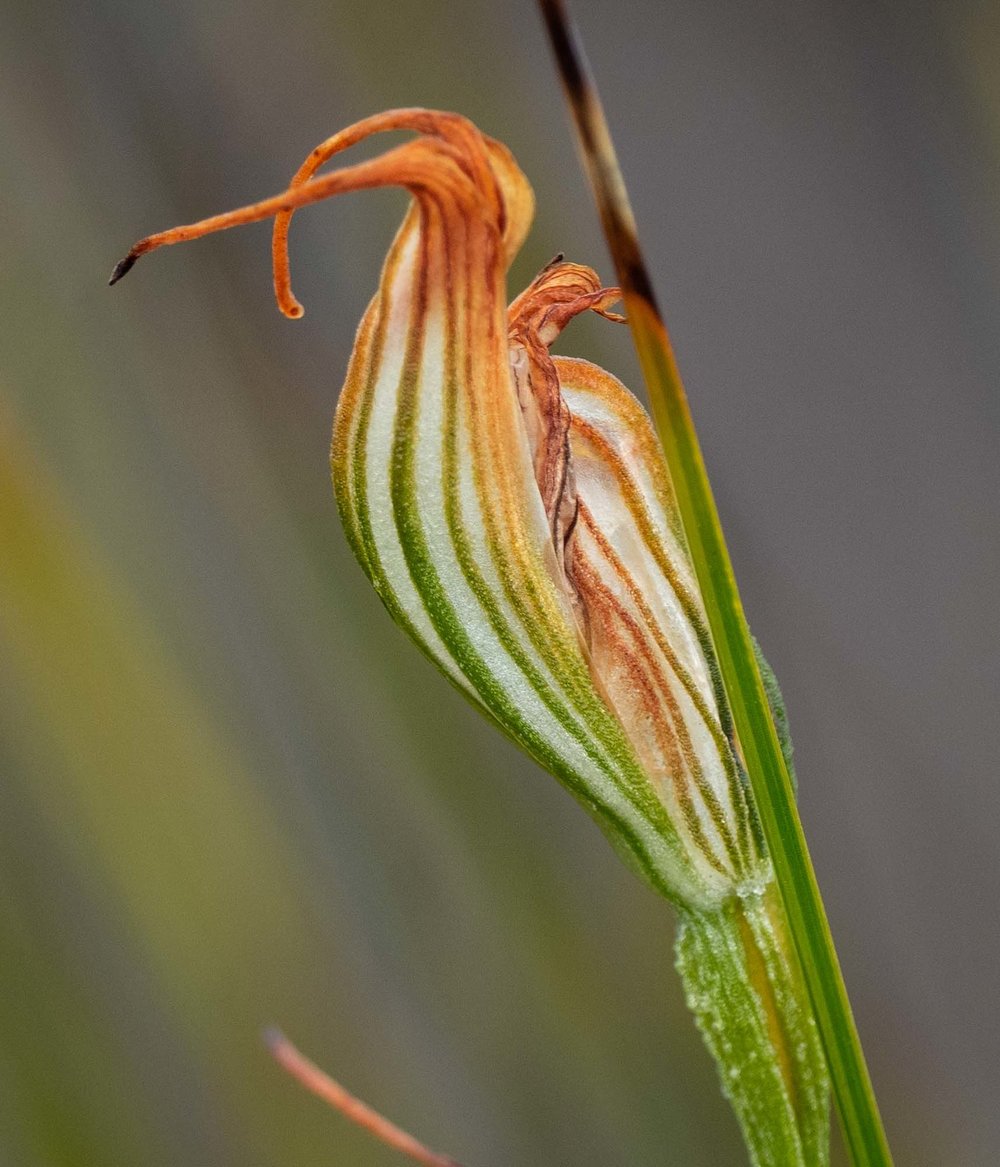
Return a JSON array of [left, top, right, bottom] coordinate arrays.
[[537, 3, 894, 1164], [676, 886, 829, 1167]]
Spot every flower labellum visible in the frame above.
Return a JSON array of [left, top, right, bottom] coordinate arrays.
[[112, 109, 830, 1167]]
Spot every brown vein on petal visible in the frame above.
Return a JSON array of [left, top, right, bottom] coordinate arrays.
[[574, 502, 744, 874], [566, 404, 757, 860], [570, 524, 734, 880], [570, 419, 727, 744], [573, 514, 735, 877], [556, 355, 747, 810], [566, 424, 755, 859]]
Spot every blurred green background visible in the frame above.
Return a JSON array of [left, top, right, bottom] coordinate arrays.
[[2, 1, 998, 1164]]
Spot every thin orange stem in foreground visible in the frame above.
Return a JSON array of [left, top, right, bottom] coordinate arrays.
[[264, 1029, 464, 1167]]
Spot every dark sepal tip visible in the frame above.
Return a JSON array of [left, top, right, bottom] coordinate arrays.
[[108, 253, 138, 286]]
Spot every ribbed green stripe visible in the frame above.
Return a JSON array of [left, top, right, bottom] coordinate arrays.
[[333, 216, 475, 702]]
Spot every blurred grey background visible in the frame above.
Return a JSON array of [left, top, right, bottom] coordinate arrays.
[[1, 0, 997, 1164]]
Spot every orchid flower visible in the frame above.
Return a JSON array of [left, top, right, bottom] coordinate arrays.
[[113, 109, 830, 1167]]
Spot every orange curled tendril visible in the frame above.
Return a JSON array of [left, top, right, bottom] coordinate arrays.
[[109, 109, 512, 321]]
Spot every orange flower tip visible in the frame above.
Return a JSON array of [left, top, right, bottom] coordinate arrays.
[[108, 251, 139, 285]]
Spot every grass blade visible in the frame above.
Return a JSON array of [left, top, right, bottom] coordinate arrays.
[[537, 3, 894, 1164]]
